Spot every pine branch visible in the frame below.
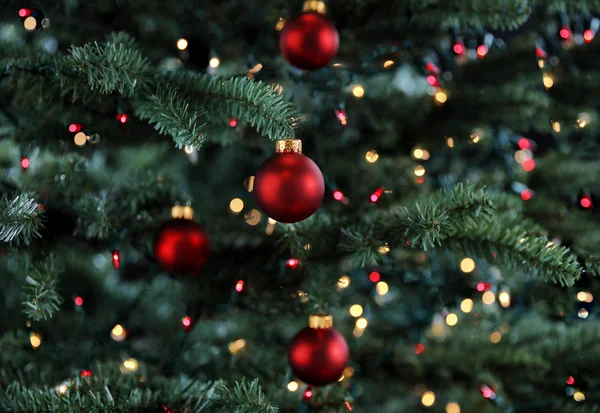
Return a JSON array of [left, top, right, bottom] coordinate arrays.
[[162, 71, 300, 140], [21, 255, 64, 321], [210, 379, 279, 413], [0, 195, 45, 245], [134, 85, 208, 149], [64, 41, 152, 97]]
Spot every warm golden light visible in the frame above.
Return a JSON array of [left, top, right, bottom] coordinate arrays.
[[349, 304, 364, 317], [29, 332, 41, 349], [123, 358, 139, 372], [514, 149, 531, 164], [378, 243, 390, 254], [343, 366, 355, 377], [414, 165, 426, 177], [459, 258, 475, 273], [499, 292, 511, 308], [57, 383, 69, 394], [445, 313, 458, 326], [176, 38, 188, 50], [578, 308, 589, 319], [422, 391, 436, 407], [287, 381, 299, 392], [74, 132, 87, 146], [576, 112, 591, 129], [356, 317, 368, 329], [111, 324, 127, 341], [383, 60, 394, 68], [435, 91, 447, 103], [337, 275, 351, 289], [209, 57, 220, 68], [543, 74, 554, 89], [24, 16, 37, 31], [446, 137, 454, 148], [228, 339, 247, 354], [365, 150, 379, 163], [376, 281, 389, 295], [446, 402, 460, 413], [490, 332, 502, 343], [245, 209, 261, 225], [460, 298, 473, 313], [413, 148, 424, 159], [229, 198, 244, 213], [182, 206, 194, 220], [275, 18, 286, 31], [552, 121, 561, 133], [352, 85, 365, 98], [574, 391, 585, 402], [538, 60, 544, 68], [482, 291, 496, 305]]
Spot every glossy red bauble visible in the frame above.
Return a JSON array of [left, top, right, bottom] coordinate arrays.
[[280, 12, 339, 71], [254, 152, 324, 223], [153, 219, 210, 276], [288, 326, 349, 386]]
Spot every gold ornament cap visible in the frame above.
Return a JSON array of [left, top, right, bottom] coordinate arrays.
[[171, 205, 194, 220], [276, 139, 302, 154], [309, 314, 333, 329], [303, 0, 327, 14]]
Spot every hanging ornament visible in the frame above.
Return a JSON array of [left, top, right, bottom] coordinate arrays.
[[279, 1, 339, 71], [288, 315, 349, 386], [254, 139, 324, 223], [153, 206, 210, 276]]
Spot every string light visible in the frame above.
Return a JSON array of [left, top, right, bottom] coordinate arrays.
[[287, 381, 299, 392], [421, 391, 435, 407], [576, 112, 591, 128], [29, 332, 41, 349], [559, 27, 571, 40], [567, 376, 575, 385], [80, 369, 93, 377], [445, 313, 458, 326], [337, 275, 351, 288], [229, 118, 237, 127], [376, 281, 389, 295], [498, 292, 511, 308], [209, 57, 220, 68], [182, 316, 192, 330], [542, 74, 554, 89], [303, 388, 313, 400], [378, 243, 390, 254], [477, 45, 488, 58], [578, 308, 589, 319], [574, 391, 585, 402], [235, 280, 244, 292], [228, 339, 246, 354], [111, 324, 127, 342], [435, 90, 448, 103], [383, 60, 394, 68], [112, 250, 120, 269], [286, 258, 300, 269], [229, 198, 244, 213], [349, 304, 363, 317], [460, 258, 475, 273], [176, 38, 188, 50], [333, 190, 344, 201], [584, 29, 594, 43], [74, 132, 87, 146], [518, 138, 530, 149], [369, 272, 380, 283], [69, 123, 82, 133], [275, 18, 286, 31], [426, 75, 439, 86], [345, 401, 353, 411], [123, 358, 139, 372], [335, 108, 348, 125], [117, 113, 128, 124], [24, 16, 37, 31], [352, 85, 365, 98], [365, 150, 379, 163], [19, 8, 31, 17], [453, 43, 465, 54], [244, 209, 261, 225], [370, 187, 383, 203], [460, 298, 473, 313], [414, 165, 426, 177], [356, 317, 368, 329], [522, 159, 535, 172], [490, 332, 502, 343], [244, 176, 255, 192], [482, 291, 496, 305], [521, 189, 532, 201], [476, 282, 490, 292], [551, 121, 561, 133], [74, 296, 84, 306], [514, 149, 532, 164], [480, 385, 497, 400], [56, 382, 69, 394], [446, 137, 454, 148], [446, 402, 461, 413], [21, 158, 30, 170]]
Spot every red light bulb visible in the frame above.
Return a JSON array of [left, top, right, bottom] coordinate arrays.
[[303, 388, 313, 401], [21, 158, 30, 170], [116, 114, 128, 124], [370, 187, 383, 203], [414, 343, 425, 355], [425, 62, 440, 74], [535, 47, 547, 58], [476, 282, 491, 292], [80, 369, 93, 377], [69, 123, 82, 133], [235, 280, 244, 292], [333, 190, 344, 201], [335, 109, 347, 125], [560, 28, 571, 39], [518, 138, 530, 150], [426, 75, 438, 86], [286, 258, 300, 269], [522, 159, 535, 172], [521, 189, 532, 201], [182, 316, 192, 330], [74, 296, 84, 306], [477, 45, 488, 58], [453, 43, 465, 55], [581, 196, 593, 209], [566, 376, 575, 385], [584, 30, 594, 43], [229, 118, 237, 127], [369, 271, 381, 283], [18, 8, 31, 17], [345, 401, 353, 411], [112, 250, 120, 269]]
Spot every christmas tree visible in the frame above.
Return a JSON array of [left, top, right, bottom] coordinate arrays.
[[1, 0, 599, 412]]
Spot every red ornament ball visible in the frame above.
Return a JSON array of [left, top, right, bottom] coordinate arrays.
[[288, 326, 349, 386], [153, 219, 210, 276], [254, 152, 324, 223], [280, 12, 339, 71]]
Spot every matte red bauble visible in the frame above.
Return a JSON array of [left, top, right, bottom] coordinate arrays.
[[288, 315, 349, 386], [153, 219, 210, 276], [280, 4, 339, 71], [254, 139, 324, 223]]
